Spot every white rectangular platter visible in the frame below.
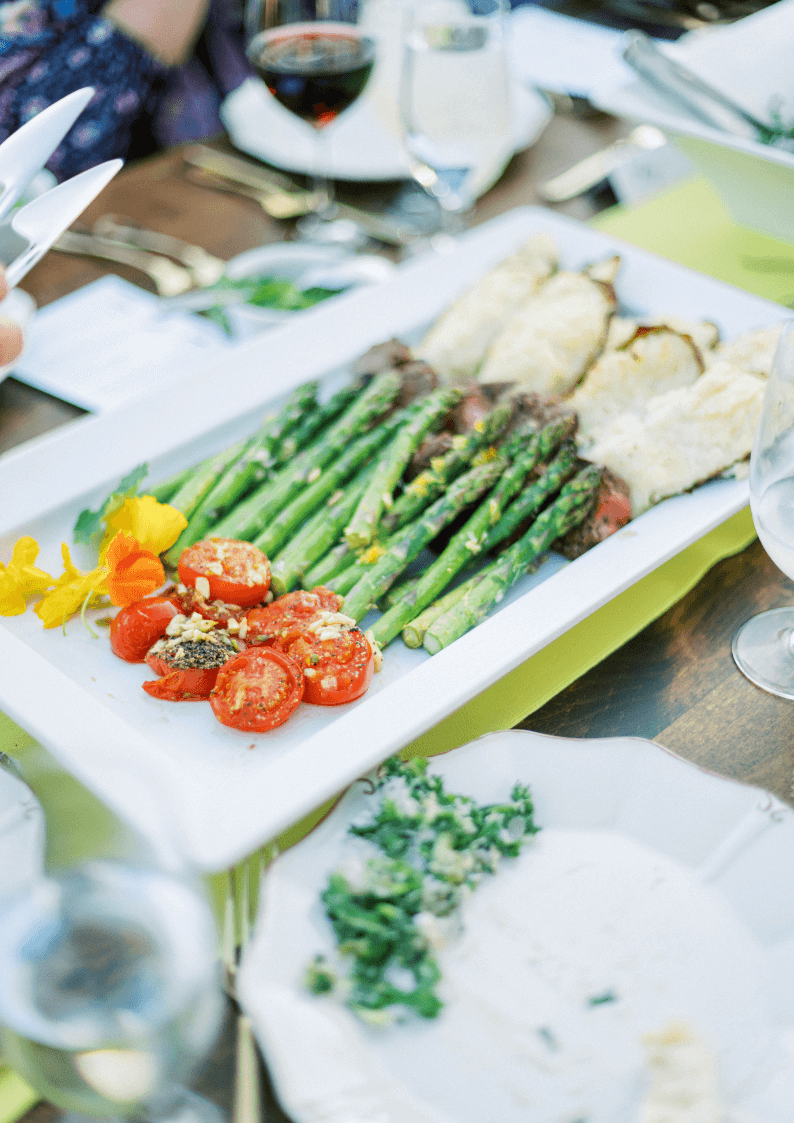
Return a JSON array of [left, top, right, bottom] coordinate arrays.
[[0, 207, 784, 873]]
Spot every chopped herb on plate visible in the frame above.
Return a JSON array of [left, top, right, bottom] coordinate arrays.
[[306, 756, 539, 1024]]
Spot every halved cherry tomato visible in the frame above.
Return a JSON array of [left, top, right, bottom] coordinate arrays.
[[110, 596, 180, 663], [245, 587, 343, 649], [144, 630, 240, 701], [285, 628, 373, 706], [142, 666, 221, 701], [209, 647, 304, 732], [178, 538, 271, 608], [171, 584, 246, 628]]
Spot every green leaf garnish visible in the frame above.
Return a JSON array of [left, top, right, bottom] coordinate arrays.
[[197, 274, 343, 324], [73, 463, 149, 546]]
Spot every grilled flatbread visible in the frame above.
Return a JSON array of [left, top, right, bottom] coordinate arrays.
[[707, 323, 783, 378], [586, 361, 764, 515], [415, 233, 558, 381], [570, 327, 704, 449], [478, 257, 619, 395], [606, 315, 719, 359]]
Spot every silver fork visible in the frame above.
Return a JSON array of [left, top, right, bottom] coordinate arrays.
[[52, 228, 195, 296], [91, 215, 227, 287]]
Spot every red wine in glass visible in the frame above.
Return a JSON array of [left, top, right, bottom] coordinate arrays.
[[249, 25, 376, 129]]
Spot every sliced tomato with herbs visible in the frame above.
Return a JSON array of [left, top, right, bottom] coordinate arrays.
[[285, 627, 373, 706], [210, 647, 304, 732], [245, 587, 344, 649], [110, 595, 180, 663], [178, 538, 271, 608]]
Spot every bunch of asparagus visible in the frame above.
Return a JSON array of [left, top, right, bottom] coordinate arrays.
[[150, 364, 603, 656]]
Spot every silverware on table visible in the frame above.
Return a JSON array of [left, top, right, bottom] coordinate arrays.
[[91, 214, 227, 286], [52, 228, 194, 296], [183, 145, 415, 247], [621, 29, 782, 145], [538, 124, 667, 202], [185, 162, 320, 221]]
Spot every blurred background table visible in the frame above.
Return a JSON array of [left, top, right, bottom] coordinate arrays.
[[5, 101, 794, 1122]]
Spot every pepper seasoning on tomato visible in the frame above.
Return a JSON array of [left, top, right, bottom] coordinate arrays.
[[210, 647, 304, 732], [143, 620, 240, 701], [178, 538, 271, 608]]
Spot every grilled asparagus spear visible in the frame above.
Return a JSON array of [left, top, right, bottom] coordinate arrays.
[[342, 457, 505, 622], [423, 466, 603, 654], [371, 417, 575, 647]]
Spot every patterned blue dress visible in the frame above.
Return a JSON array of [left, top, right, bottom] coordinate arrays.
[[0, 0, 252, 179]]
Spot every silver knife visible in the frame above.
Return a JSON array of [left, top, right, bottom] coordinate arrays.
[[2, 159, 123, 287]]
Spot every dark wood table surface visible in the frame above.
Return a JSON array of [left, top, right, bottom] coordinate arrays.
[[7, 107, 794, 1122]]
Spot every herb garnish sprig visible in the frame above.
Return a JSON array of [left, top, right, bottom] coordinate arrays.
[[306, 757, 539, 1024]]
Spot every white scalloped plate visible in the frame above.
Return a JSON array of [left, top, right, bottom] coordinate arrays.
[[238, 730, 794, 1123]]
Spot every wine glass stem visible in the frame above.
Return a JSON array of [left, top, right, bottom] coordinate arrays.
[[310, 128, 335, 220], [438, 206, 466, 238]]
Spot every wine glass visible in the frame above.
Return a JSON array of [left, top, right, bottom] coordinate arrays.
[[0, 757, 225, 1123], [733, 319, 794, 698], [399, 0, 513, 247], [246, 0, 377, 243]]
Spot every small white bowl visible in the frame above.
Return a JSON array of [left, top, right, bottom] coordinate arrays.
[[221, 242, 396, 340], [592, 0, 794, 245]]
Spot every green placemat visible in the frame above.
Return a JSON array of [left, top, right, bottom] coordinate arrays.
[[593, 175, 794, 307], [0, 1067, 38, 1123]]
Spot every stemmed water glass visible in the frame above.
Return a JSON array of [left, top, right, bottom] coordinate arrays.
[[245, 0, 377, 242], [399, 0, 513, 246], [733, 320, 794, 698]]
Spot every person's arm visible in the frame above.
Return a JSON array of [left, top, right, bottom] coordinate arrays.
[[102, 0, 211, 67]]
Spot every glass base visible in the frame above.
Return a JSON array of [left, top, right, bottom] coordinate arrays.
[[61, 1088, 226, 1123], [294, 212, 367, 248], [732, 607, 794, 699]]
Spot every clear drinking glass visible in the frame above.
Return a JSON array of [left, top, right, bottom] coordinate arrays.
[[399, 0, 512, 244], [0, 862, 224, 1123], [733, 320, 794, 698], [0, 752, 225, 1123], [246, 0, 377, 242]]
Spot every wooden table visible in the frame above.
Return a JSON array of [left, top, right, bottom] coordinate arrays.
[[8, 108, 794, 1122]]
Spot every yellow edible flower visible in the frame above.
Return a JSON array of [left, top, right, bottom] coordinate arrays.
[[34, 544, 107, 629], [0, 537, 54, 616], [103, 495, 187, 556], [0, 569, 26, 616]]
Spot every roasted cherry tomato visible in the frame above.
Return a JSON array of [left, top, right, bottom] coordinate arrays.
[[210, 647, 304, 732], [245, 587, 343, 649], [142, 666, 221, 701], [143, 629, 240, 701], [178, 538, 271, 608], [285, 627, 373, 706], [109, 596, 180, 663], [171, 584, 247, 628]]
